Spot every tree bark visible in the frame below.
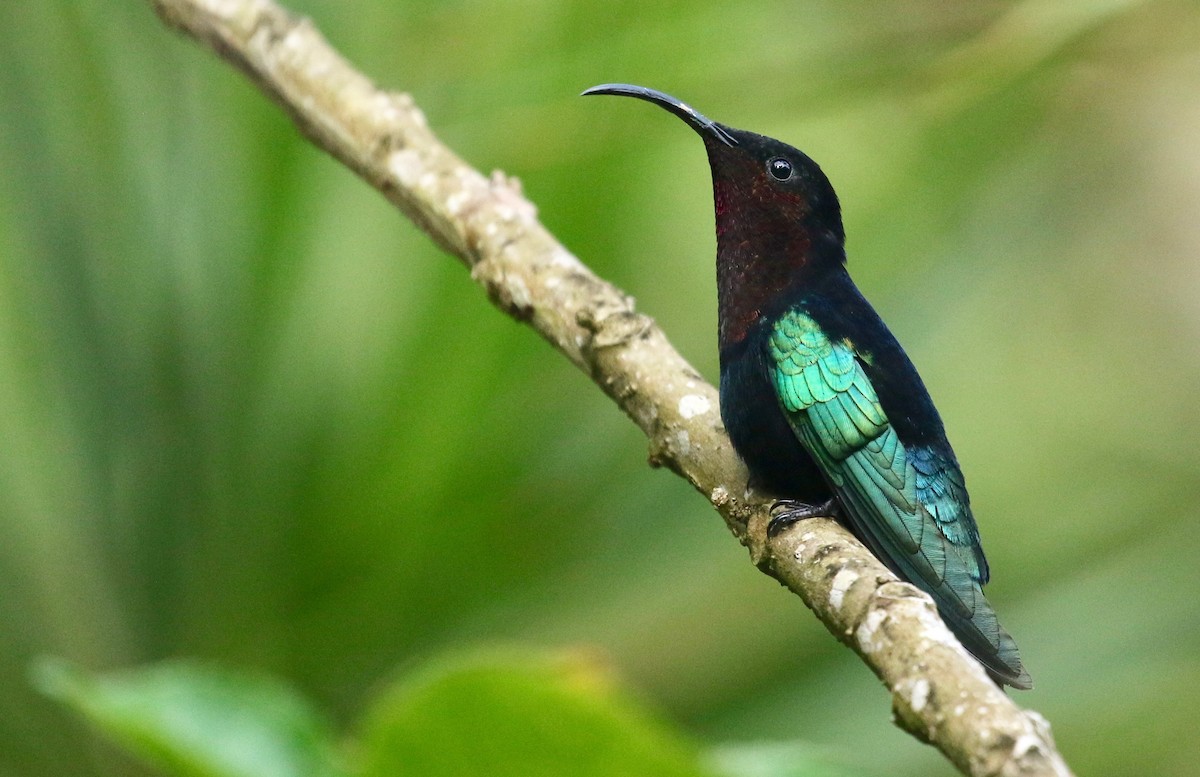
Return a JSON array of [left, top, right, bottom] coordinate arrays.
[[147, 1, 1073, 775]]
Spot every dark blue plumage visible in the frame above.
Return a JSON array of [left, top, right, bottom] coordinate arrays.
[[584, 83, 1031, 690]]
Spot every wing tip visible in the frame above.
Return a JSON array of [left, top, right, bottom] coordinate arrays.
[[977, 629, 1034, 691], [986, 660, 1034, 691]]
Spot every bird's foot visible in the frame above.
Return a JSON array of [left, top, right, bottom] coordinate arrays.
[[767, 497, 839, 537]]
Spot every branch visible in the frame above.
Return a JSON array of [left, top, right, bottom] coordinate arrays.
[[147, 2, 1073, 775]]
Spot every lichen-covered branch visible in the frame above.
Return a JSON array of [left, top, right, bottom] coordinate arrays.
[[146, 1, 1073, 775]]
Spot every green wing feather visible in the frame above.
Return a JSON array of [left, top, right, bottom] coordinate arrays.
[[768, 310, 1030, 688]]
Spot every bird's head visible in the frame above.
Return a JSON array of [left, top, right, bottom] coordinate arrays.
[[582, 83, 844, 256], [583, 83, 846, 347]]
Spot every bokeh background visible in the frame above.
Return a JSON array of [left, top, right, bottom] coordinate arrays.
[[2, 0, 1198, 775]]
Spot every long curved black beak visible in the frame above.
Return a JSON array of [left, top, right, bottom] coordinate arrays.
[[582, 83, 738, 147]]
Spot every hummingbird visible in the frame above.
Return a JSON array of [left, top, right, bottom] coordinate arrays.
[[583, 83, 1031, 690]]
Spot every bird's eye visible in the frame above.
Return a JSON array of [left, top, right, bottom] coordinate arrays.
[[768, 157, 793, 181], [767, 158, 793, 179]]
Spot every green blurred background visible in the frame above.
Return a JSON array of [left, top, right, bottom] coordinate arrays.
[[2, 0, 1198, 775]]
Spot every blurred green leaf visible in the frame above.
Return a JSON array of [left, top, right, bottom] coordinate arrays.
[[707, 742, 875, 777], [359, 647, 714, 777], [32, 658, 346, 777]]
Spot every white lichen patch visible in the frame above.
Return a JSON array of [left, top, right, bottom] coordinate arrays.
[[200, 0, 245, 19], [551, 248, 582, 268], [489, 169, 522, 195], [828, 568, 859, 611], [709, 486, 729, 506], [671, 429, 691, 456], [908, 678, 931, 713], [912, 596, 978, 663], [376, 93, 401, 121], [794, 532, 817, 561], [388, 148, 423, 188], [677, 394, 711, 419], [392, 93, 427, 127], [856, 608, 889, 654], [445, 189, 469, 216]]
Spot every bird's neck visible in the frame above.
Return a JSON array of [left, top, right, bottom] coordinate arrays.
[[715, 224, 844, 352]]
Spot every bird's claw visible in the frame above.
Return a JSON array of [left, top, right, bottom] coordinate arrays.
[[767, 497, 839, 537]]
